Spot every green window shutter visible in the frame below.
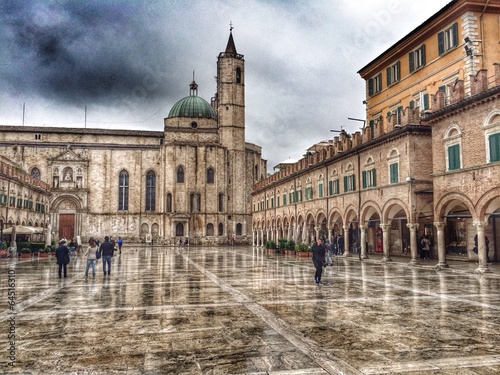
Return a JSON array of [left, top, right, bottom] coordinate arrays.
[[352, 176, 356, 191], [423, 93, 429, 110], [438, 85, 446, 93], [390, 163, 399, 183], [448, 144, 460, 170], [283, 194, 286, 206], [329, 180, 333, 196], [438, 31, 444, 55], [452, 22, 458, 47], [386, 67, 391, 86], [421, 44, 426, 66], [373, 169, 377, 186], [369, 120, 374, 139], [409, 51, 415, 73], [319, 184, 323, 198], [489, 133, 500, 162], [335, 180, 339, 194], [362, 171, 367, 189], [409, 100, 414, 109], [397, 106, 403, 123], [344, 176, 348, 192], [368, 79, 374, 96]]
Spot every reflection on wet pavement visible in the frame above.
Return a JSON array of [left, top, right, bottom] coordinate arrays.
[[1, 246, 500, 374]]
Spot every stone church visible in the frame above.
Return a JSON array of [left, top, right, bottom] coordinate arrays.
[[0, 32, 266, 245]]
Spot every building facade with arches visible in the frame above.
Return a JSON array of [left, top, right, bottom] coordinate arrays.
[[253, 0, 500, 273], [0, 156, 51, 236], [0, 32, 265, 244]]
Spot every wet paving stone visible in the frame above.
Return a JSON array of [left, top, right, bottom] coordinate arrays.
[[0, 246, 499, 374]]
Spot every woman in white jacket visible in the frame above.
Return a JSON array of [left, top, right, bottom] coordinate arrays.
[[85, 238, 99, 278]]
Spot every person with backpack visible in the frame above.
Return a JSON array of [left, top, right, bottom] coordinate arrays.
[[99, 236, 115, 276]]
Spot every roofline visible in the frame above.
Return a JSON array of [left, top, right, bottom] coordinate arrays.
[[0, 125, 163, 137], [358, 0, 459, 76]]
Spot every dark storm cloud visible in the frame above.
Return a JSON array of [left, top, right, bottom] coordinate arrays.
[[0, 0, 181, 107]]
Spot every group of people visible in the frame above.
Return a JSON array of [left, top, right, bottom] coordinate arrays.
[[177, 237, 189, 247], [55, 235, 123, 279]]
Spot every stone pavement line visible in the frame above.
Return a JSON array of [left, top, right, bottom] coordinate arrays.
[[334, 268, 500, 312], [0, 263, 86, 323], [244, 253, 500, 373], [179, 250, 363, 375]]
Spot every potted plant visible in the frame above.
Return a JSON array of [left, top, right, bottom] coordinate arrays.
[[20, 248, 31, 258], [295, 242, 312, 257], [39, 247, 50, 258]]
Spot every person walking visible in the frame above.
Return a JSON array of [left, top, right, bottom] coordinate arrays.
[[421, 235, 431, 259], [100, 236, 115, 276], [311, 238, 326, 285], [84, 238, 99, 278], [56, 239, 70, 278], [325, 239, 333, 266], [117, 236, 123, 254]]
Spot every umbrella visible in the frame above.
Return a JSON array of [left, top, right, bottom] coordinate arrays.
[[2, 226, 43, 235]]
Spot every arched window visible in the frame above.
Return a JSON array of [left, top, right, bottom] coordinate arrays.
[[236, 223, 242, 235], [444, 124, 462, 171], [30, 167, 41, 180], [236, 67, 242, 83], [118, 170, 129, 211], [145, 171, 156, 211], [218, 223, 224, 236], [166, 193, 172, 213], [206, 223, 214, 236], [207, 168, 214, 184], [177, 166, 184, 183]]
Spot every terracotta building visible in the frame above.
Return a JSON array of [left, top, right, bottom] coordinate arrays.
[[252, 0, 500, 272], [0, 32, 266, 245]]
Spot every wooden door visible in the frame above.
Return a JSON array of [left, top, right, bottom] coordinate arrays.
[[59, 214, 75, 240]]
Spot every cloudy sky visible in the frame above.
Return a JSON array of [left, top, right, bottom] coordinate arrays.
[[0, 0, 448, 173]]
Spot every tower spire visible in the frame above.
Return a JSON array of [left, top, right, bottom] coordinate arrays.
[[225, 22, 237, 56]]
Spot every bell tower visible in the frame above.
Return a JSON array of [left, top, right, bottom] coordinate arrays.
[[217, 27, 245, 152], [216, 27, 248, 232]]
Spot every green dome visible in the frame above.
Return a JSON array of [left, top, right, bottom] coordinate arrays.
[[168, 95, 216, 119]]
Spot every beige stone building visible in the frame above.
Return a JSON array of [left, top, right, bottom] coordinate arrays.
[[252, 0, 500, 272], [0, 32, 266, 245], [0, 155, 52, 238]]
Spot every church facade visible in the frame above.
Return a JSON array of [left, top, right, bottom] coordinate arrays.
[[0, 32, 266, 245]]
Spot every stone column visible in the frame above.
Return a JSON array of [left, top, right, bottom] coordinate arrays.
[[380, 224, 392, 262], [474, 221, 491, 273], [360, 224, 368, 259], [343, 225, 351, 257], [434, 222, 448, 269], [407, 223, 420, 265], [314, 226, 320, 241], [275, 227, 279, 242]]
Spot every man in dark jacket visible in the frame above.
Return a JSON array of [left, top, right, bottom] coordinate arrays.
[[100, 236, 115, 276], [56, 239, 70, 278], [311, 238, 326, 285]]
